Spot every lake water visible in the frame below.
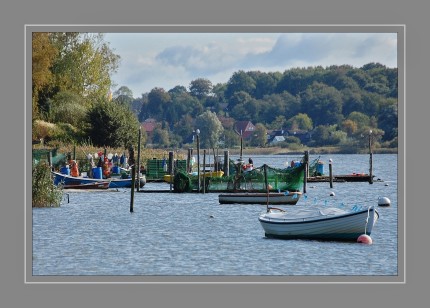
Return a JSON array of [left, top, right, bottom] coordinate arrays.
[[32, 154, 399, 277]]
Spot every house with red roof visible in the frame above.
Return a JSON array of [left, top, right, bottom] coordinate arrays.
[[141, 118, 157, 139], [234, 121, 256, 139]]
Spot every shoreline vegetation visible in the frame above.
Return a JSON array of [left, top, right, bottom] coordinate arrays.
[[32, 143, 396, 207], [33, 143, 397, 168]]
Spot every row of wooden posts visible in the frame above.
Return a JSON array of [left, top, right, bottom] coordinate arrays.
[[129, 128, 374, 212]]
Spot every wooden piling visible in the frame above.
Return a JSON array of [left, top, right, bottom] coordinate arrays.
[[203, 149, 206, 194], [369, 131, 374, 184], [329, 159, 333, 188], [129, 145, 135, 213], [169, 151, 174, 192], [263, 164, 269, 212], [196, 133, 200, 193], [303, 151, 308, 194], [187, 148, 193, 173], [240, 131, 243, 161], [223, 150, 229, 177], [137, 127, 142, 192]]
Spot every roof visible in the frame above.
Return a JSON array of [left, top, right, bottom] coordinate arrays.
[[141, 121, 157, 133]]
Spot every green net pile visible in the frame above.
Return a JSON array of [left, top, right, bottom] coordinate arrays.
[[173, 157, 320, 193]]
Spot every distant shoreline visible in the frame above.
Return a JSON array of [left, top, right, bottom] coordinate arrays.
[[223, 146, 398, 156]]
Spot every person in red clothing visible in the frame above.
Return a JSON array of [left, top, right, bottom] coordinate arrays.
[[69, 159, 79, 177]]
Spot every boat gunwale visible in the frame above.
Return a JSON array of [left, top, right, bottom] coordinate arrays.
[[259, 207, 378, 225]]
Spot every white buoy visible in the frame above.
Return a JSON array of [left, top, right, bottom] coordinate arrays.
[[329, 192, 335, 196], [357, 234, 373, 244], [378, 197, 391, 207]]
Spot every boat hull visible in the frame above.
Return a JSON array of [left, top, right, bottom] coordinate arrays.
[[259, 206, 378, 241], [219, 192, 301, 205], [52, 171, 146, 188], [63, 182, 110, 190]]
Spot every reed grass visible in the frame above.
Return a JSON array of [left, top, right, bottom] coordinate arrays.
[[32, 162, 63, 207]]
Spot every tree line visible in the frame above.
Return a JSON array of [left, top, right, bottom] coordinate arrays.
[[32, 33, 398, 152], [132, 63, 397, 150]]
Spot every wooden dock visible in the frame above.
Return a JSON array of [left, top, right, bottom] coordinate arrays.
[[307, 174, 376, 183]]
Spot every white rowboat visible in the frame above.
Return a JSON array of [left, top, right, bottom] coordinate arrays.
[[259, 206, 379, 241]]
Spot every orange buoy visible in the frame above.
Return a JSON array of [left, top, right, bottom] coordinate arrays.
[[357, 234, 373, 244]]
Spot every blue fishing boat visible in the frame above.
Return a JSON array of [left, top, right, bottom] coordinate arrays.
[[52, 171, 146, 189]]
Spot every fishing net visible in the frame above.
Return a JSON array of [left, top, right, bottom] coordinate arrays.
[[207, 162, 306, 192], [32, 149, 67, 167], [172, 156, 320, 193], [173, 170, 192, 193]]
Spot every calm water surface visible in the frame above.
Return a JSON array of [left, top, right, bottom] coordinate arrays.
[[32, 154, 399, 276]]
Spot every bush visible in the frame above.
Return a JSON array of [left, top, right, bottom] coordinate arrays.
[[32, 162, 63, 207]]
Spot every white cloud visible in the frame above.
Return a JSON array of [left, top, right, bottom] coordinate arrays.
[[105, 32, 397, 97]]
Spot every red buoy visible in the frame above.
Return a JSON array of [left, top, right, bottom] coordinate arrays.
[[357, 234, 373, 244]]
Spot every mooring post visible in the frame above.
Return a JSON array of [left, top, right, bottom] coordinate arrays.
[[203, 149, 206, 194], [223, 150, 229, 177], [369, 130, 374, 184], [129, 145, 135, 213], [303, 151, 309, 194], [240, 130, 243, 162], [196, 129, 200, 193], [329, 158, 333, 188], [137, 126, 142, 192], [187, 148, 193, 173], [263, 164, 269, 212], [169, 151, 174, 192]]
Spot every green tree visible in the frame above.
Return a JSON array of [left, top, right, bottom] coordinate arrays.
[[50, 33, 120, 103], [378, 100, 398, 141], [86, 100, 139, 148], [301, 82, 343, 126], [251, 123, 268, 147], [47, 91, 87, 127], [225, 70, 256, 99], [113, 86, 134, 104], [310, 125, 331, 146], [189, 78, 213, 99], [285, 113, 313, 131], [195, 111, 224, 149], [269, 115, 287, 130], [147, 87, 171, 120], [223, 129, 241, 148], [347, 111, 370, 130], [152, 127, 170, 148]]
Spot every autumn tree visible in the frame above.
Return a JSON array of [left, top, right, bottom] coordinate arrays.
[[32, 33, 58, 118]]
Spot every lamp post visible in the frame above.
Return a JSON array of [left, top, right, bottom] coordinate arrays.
[[369, 130, 373, 184], [196, 129, 201, 192]]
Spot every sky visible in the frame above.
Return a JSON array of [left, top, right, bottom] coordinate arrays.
[[103, 32, 397, 98]]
